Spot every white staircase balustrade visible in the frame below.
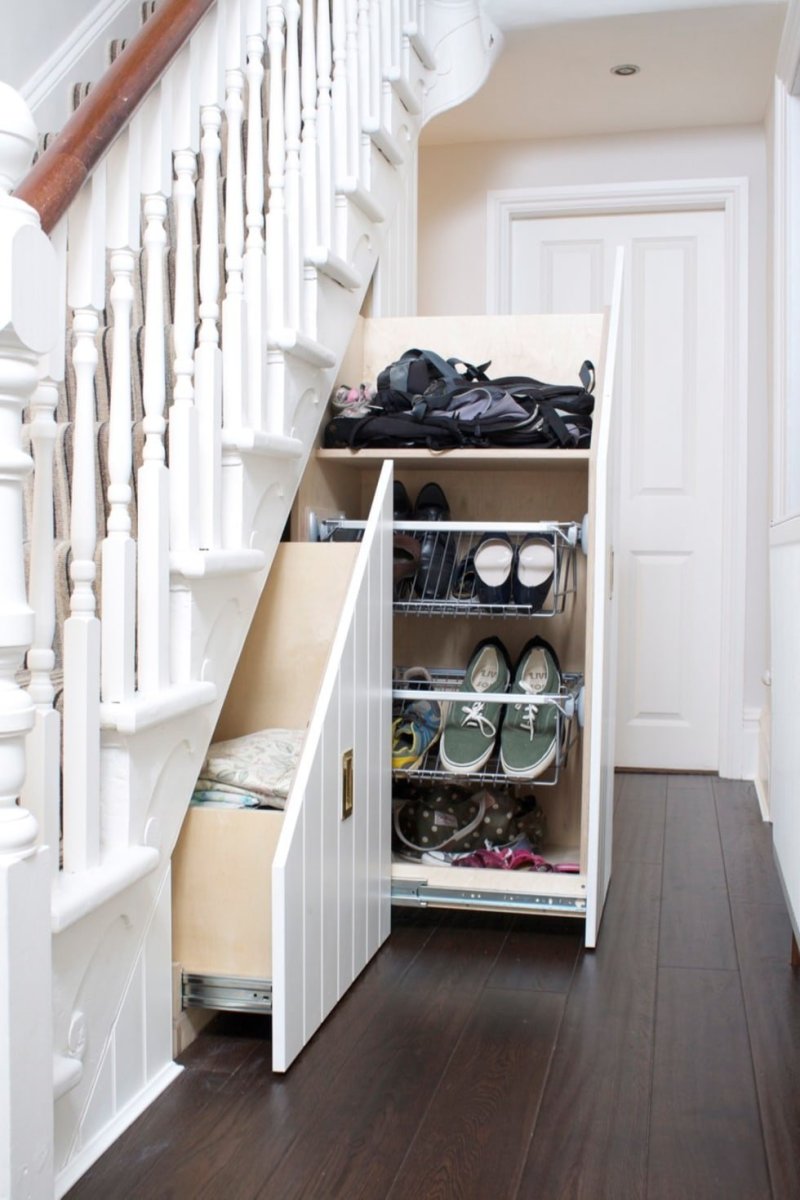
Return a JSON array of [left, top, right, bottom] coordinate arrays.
[[0, 0, 501, 1191]]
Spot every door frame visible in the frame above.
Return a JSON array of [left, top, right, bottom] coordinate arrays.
[[486, 178, 749, 779]]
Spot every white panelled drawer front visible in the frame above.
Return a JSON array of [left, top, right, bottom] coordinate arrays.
[[271, 462, 393, 1071]]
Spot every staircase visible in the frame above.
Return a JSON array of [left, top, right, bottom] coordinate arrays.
[[0, 2, 500, 1196]]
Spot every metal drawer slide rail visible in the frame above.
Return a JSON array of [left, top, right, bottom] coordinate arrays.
[[392, 879, 586, 917], [182, 973, 273, 1013]]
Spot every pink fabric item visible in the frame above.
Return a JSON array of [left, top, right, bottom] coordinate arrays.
[[453, 846, 577, 873]]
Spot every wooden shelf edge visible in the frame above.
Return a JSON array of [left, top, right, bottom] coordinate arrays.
[[316, 448, 591, 470]]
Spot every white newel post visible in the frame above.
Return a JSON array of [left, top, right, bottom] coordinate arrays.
[[0, 84, 57, 1200]]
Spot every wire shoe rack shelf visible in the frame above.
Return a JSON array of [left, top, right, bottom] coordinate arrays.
[[314, 517, 588, 619], [392, 667, 584, 788]]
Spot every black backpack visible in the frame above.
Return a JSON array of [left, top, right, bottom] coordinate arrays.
[[324, 354, 596, 451], [375, 348, 491, 399]]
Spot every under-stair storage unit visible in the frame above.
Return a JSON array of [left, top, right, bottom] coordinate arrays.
[[172, 463, 393, 1070], [297, 299, 622, 947]]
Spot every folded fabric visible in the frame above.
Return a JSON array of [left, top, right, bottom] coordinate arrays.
[[193, 727, 305, 810], [191, 787, 266, 809]]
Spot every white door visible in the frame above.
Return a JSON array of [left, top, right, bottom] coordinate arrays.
[[508, 210, 726, 770]]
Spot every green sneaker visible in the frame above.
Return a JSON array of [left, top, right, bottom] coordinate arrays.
[[500, 637, 562, 779], [439, 638, 511, 774]]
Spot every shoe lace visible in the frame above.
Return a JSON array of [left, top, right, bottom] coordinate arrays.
[[459, 700, 496, 738], [514, 681, 542, 742]]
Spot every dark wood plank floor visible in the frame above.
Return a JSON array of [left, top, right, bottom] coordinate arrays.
[[66, 775, 800, 1200]]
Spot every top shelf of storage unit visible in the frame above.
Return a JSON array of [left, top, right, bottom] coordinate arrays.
[[315, 448, 591, 472]]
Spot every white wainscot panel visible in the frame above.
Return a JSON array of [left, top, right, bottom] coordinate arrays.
[[630, 237, 697, 497], [629, 551, 692, 724]]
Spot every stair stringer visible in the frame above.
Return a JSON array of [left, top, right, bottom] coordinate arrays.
[[45, 6, 505, 1189]]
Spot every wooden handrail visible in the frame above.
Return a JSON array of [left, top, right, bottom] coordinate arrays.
[[14, 0, 216, 234]]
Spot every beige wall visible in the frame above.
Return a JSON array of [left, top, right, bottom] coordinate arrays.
[[418, 123, 769, 731]]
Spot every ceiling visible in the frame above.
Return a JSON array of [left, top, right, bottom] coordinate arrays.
[[421, 1, 787, 144]]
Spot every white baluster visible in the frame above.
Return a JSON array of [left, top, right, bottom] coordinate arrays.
[[195, 104, 223, 549], [101, 249, 136, 702], [368, 0, 381, 127], [24, 372, 61, 865], [62, 163, 104, 874], [137, 195, 171, 692], [63, 304, 101, 871], [390, 0, 401, 72], [221, 67, 247, 549], [0, 89, 57, 1200], [266, 5, 287, 349], [331, 0, 349, 189], [379, 0, 395, 131], [244, 32, 266, 428], [301, 0, 321, 335], [284, 0, 302, 332], [225, 0, 247, 72], [345, 0, 360, 184], [169, 147, 200, 552], [357, 0, 372, 186], [316, 0, 334, 251], [222, 68, 246, 435], [331, 0, 350, 257]]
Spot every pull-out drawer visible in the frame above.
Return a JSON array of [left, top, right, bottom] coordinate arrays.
[[172, 462, 394, 1070]]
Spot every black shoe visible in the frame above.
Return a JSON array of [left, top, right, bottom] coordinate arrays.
[[394, 481, 412, 521], [414, 482, 449, 521], [414, 483, 454, 598]]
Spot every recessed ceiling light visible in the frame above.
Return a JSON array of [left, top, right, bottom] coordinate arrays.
[[611, 63, 640, 77]]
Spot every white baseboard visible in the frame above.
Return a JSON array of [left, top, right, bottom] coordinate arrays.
[[54, 1061, 183, 1199], [740, 705, 761, 782], [754, 775, 771, 823]]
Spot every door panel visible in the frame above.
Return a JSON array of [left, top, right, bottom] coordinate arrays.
[[271, 461, 393, 1071], [510, 211, 725, 770]]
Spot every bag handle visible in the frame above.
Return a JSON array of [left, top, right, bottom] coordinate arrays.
[[393, 792, 488, 853]]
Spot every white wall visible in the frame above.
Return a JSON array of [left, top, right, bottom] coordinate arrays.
[[418, 123, 770, 742], [2, 0, 144, 131]]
